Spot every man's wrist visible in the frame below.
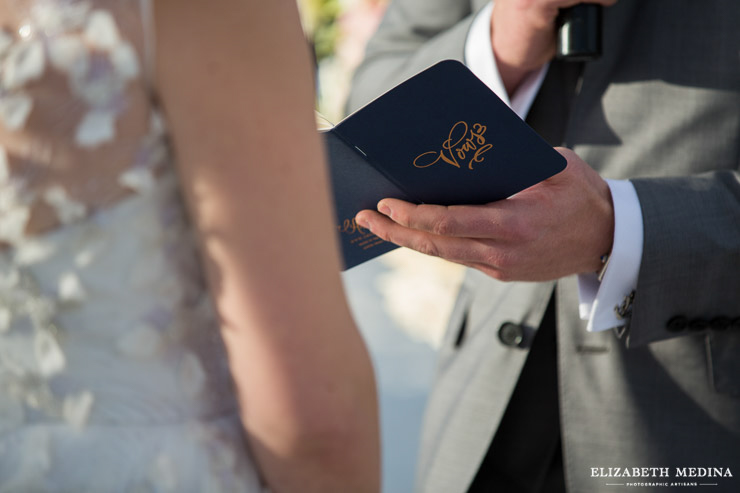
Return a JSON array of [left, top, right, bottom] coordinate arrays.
[[583, 179, 643, 332]]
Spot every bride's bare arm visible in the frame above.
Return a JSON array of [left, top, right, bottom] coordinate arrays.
[[152, 1, 380, 492]]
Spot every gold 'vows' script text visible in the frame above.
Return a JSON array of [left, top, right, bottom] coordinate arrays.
[[413, 121, 492, 170]]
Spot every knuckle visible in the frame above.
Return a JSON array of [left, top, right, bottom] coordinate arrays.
[[415, 237, 440, 258], [483, 249, 518, 277], [487, 266, 512, 282], [374, 226, 391, 243], [497, 214, 518, 239], [431, 216, 456, 236], [375, 231, 390, 243], [456, 239, 488, 264], [501, 215, 536, 243], [482, 249, 505, 269], [517, 223, 539, 243], [446, 244, 470, 262]]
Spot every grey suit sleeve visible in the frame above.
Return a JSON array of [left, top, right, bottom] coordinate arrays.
[[346, 0, 483, 112], [625, 171, 740, 347]]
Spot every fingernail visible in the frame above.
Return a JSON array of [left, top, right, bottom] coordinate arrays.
[[378, 202, 391, 217]]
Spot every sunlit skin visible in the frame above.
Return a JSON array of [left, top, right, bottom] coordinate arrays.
[[153, 1, 379, 491], [490, 0, 617, 95]]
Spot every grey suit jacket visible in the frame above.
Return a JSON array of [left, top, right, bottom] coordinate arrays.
[[348, 1, 740, 492]]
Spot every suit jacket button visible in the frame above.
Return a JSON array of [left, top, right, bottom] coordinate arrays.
[[498, 322, 524, 347], [689, 318, 709, 331], [710, 317, 731, 331], [666, 316, 688, 332]]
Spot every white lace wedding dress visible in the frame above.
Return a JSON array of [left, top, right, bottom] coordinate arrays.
[[0, 1, 263, 490]]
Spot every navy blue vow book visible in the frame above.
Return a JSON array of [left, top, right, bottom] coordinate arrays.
[[324, 60, 566, 270]]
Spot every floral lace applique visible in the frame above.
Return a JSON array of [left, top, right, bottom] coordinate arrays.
[[3, 36, 45, 90], [0, 27, 41, 130], [119, 110, 169, 194], [73, 8, 140, 147], [0, 1, 162, 244], [0, 184, 32, 245], [30, 0, 91, 35], [57, 270, 86, 303], [0, 146, 33, 245], [0, 260, 94, 429], [62, 389, 95, 428], [0, 2, 261, 488], [0, 2, 140, 144], [43, 186, 88, 225]]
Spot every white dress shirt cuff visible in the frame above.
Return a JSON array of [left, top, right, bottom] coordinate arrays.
[[464, 2, 547, 119], [578, 179, 644, 332]]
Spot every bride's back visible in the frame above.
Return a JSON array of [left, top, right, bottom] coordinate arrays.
[[0, 1, 262, 490]]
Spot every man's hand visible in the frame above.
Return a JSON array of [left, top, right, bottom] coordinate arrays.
[[355, 148, 614, 282], [492, 0, 617, 94]]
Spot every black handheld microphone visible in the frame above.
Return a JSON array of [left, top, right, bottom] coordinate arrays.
[[556, 4, 602, 61]]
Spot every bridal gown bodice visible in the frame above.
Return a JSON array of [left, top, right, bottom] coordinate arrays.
[[0, 1, 262, 490]]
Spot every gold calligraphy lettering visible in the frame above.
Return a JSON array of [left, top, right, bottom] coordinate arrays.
[[337, 218, 367, 235], [413, 121, 493, 170]]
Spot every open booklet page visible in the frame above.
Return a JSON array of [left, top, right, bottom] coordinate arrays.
[[324, 60, 566, 270]]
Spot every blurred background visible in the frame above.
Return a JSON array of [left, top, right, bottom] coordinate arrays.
[[296, 1, 466, 491]]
